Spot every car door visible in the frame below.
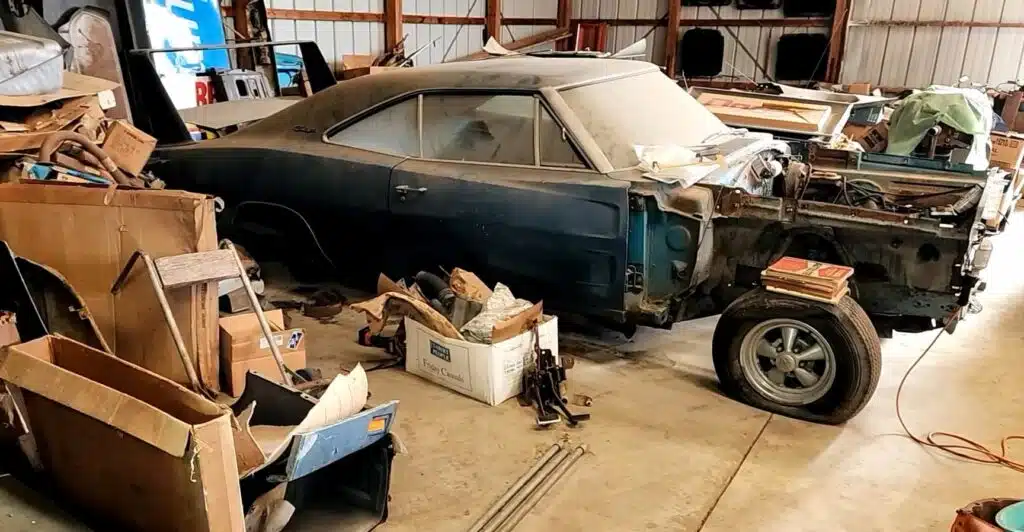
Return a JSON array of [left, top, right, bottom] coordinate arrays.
[[388, 91, 630, 317]]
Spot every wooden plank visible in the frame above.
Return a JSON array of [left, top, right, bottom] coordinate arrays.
[[486, 0, 501, 41], [663, 0, 680, 79], [267, 8, 382, 20], [154, 250, 240, 290], [384, 0, 401, 50], [823, 0, 847, 81]]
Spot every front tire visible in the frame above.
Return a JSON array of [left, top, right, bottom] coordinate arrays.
[[712, 288, 881, 424]]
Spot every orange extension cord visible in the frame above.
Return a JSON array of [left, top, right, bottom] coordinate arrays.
[[895, 309, 1024, 473]]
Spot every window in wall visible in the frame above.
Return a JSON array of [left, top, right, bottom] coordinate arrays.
[[326, 97, 419, 156]]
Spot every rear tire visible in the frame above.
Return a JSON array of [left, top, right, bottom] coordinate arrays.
[[712, 288, 881, 424]]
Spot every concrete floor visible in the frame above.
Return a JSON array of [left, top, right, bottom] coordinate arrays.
[[287, 215, 1024, 532], [5, 220, 1023, 531]]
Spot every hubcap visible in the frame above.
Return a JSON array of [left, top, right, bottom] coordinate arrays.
[[738, 318, 836, 406]]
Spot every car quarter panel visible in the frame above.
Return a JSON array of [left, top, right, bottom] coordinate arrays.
[[389, 159, 630, 318]]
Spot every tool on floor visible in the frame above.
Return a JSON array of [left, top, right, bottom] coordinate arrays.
[[495, 444, 587, 532], [111, 239, 305, 396], [521, 327, 590, 427]]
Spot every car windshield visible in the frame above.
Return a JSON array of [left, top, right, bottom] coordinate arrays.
[[560, 71, 730, 169]]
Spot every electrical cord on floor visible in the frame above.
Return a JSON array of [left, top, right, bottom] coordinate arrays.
[[895, 309, 1024, 473]]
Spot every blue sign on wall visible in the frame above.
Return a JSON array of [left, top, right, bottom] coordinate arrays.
[[143, 0, 229, 73]]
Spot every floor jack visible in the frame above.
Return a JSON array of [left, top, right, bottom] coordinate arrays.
[[521, 327, 590, 427]]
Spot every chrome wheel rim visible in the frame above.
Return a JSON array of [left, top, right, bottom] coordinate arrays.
[[739, 318, 836, 406]]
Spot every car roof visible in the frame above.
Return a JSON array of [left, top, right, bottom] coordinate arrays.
[[244, 57, 659, 138]]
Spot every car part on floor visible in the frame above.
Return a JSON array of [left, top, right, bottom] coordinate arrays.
[[496, 445, 587, 532], [737, 0, 782, 8], [466, 444, 562, 532], [712, 288, 881, 424], [521, 329, 590, 427], [679, 29, 725, 77]]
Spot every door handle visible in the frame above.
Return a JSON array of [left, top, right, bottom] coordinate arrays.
[[394, 185, 427, 193]]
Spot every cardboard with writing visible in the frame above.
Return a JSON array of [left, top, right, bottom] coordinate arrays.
[[0, 335, 244, 531], [102, 120, 157, 176], [991, 131, 1024, 172], [404, 315, 558, 406], [219, 309, 306, 396], [0, 183, 220, 390]]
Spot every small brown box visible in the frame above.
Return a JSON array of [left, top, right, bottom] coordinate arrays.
[[102, 119, 157, 176], [219, 310, 306, 396]]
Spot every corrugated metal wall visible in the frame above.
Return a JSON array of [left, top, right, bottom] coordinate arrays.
[[502, 0, 556, 54], [843, 0, 1024, 87], [677, 5, 828, 83], [572, 0, 669, 64], [268, 0, 385, 72], [405, 0, 485, 66]]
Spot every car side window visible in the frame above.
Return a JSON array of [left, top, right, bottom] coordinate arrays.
[[326, 97, 419, 156], [420, 94, 535, 165], [538, 105, 586, 169]]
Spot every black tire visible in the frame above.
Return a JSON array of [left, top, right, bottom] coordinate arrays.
[[712, 288, 881, 424]]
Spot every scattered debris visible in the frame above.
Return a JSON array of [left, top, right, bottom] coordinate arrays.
[[571, 394, 593, 408]]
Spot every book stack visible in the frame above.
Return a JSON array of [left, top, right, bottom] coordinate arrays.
[[762, 256, 854, 304]]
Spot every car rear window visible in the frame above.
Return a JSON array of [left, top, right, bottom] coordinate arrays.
[[560, 71, 730, 169]]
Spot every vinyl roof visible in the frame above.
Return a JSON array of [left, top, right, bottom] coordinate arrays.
[[242, 58, 659, 137]]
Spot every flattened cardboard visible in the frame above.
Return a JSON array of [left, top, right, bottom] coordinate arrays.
[[0, 335, 244, 532], [0, 72, 118, 108], [0, 183, 220, 390]]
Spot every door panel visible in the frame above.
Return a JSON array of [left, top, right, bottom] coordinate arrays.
[[389, 160, 630, 316], [155, 144, 400, 285]]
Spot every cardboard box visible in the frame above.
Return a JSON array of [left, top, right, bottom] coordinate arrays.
[[0, 183, 220, 390], [219, 309, 306, 396], [338, 54, 401, 80], [102, 120, 157, 176], [0, 335, 245, 531], [403, 315, 558, 406], [991, 131, 1024, 172]]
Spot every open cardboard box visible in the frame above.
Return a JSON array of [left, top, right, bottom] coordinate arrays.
[[0, 335, 244, 531]]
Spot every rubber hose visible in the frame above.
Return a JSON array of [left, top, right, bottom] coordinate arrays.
[[39, 131, 132, 186], [414, 271, 450, 301]]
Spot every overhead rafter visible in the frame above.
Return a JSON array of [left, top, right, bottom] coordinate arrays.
[[664, 0, 681, 77], [384, 0, 402, 51], [825, 0, 852, 84], [486, 0, 501, 42]]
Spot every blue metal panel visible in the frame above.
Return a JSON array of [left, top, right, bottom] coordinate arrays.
[[284, 400, 399, 481]]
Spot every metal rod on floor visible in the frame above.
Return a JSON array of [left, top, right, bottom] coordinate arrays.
[[494, 444, 587, 532], [466, 443, 562, 532], [478, 447, 573, 532]]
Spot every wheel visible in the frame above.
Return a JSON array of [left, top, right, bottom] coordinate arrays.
[[712, 288, 881, 424]]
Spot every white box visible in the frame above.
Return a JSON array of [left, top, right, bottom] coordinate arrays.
[[404, 316, 559, 406]]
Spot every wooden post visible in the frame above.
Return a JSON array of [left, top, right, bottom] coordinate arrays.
[[231, 0, 253, 69], [486, 0, 501, 42], [556, 0, 571, 51], [384, 0, 402, 51], [663, 0, 681, 77], [825, 0, 852, 84]]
